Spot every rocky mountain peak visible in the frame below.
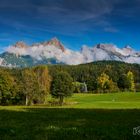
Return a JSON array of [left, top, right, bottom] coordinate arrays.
[[123, 45, 133, 51], [96, 43, 115, 51], [122, 45, 134, 55], [1, 39, 140, 67], [14, 41, 28, 49], [46, 37, 65, 52], [96, 43, 103, 48], [81, 45, 89, 51]]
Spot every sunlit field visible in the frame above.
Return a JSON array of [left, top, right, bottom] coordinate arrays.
[[0, 93, 140, 140], [68, 92, 140, 109]]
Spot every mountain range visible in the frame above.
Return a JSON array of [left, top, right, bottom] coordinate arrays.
[[0, 37, 140, 67]]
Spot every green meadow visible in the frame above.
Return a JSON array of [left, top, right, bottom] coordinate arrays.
[[0, 93, 140, 140], [69, 93, 140, 109]]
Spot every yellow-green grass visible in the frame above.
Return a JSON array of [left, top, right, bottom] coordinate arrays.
[[0, 93, 140, 140], [67, 92, 140, 109]]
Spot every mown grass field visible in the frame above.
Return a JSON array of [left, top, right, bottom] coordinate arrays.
[[68, 92, 140, 109], [0, 93, 140, 140]]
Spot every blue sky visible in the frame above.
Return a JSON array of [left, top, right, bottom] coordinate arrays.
[[0, 0, 140, 52]]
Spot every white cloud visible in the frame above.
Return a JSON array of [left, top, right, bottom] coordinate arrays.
[[5, 42, 140, 65], [6, 44, 85, 65]]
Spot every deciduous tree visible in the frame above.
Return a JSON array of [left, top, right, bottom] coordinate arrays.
[[127, 71, 135, 92], [51, 71, 73, 105], [22, 68, 39, 105]]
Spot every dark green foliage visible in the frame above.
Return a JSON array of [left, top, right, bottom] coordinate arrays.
[[51, 71, 73, 105], [118, 74, 129, 90], [21, 68, 40, 105], [49, 61, 140, 92], [0, 69, 15, 105], [117, 74, 130, 91], [135, 83, 140, 92]]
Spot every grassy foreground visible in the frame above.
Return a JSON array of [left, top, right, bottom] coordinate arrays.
[[0, 93, 140, 140]]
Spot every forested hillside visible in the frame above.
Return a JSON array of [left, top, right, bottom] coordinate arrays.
[[0, 61, 140, 105], [49, 61, 140, 92]]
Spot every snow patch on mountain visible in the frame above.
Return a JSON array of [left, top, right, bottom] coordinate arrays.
[[2, 38, 140, 66], [0, 57, 5, 65], [125, 56, 140, 64]]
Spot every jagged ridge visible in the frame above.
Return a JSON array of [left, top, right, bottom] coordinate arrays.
[[0, 38, 140, 67]]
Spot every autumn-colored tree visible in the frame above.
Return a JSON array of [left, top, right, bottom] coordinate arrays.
[[34, 66, 52, 103], [127, 71, 135, 92], [108, 79, 119, 93], [97, 73, 110, 93]]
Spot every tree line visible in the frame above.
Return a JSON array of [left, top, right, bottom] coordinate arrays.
[[49, 61, 140, 92], [0, 61, 140, 105]]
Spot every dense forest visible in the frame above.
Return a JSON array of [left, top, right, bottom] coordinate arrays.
[[0, 61, 140, 105], [49, 61, 140, 91]]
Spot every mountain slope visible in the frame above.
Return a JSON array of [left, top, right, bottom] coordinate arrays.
[[0, 38, 140, 67]]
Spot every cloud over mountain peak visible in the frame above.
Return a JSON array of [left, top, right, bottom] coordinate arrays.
[[0, 38, 140, 67]]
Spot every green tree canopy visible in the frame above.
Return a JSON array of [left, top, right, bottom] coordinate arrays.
[[22, 68, 40, 105], [0, 70, 14, 105], [51, 71, 73, 105]]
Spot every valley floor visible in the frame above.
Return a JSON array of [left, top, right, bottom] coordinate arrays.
[[0, 93, 140, 140]]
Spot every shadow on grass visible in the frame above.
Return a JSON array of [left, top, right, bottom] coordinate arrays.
[[0, 108, 140, 140]]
